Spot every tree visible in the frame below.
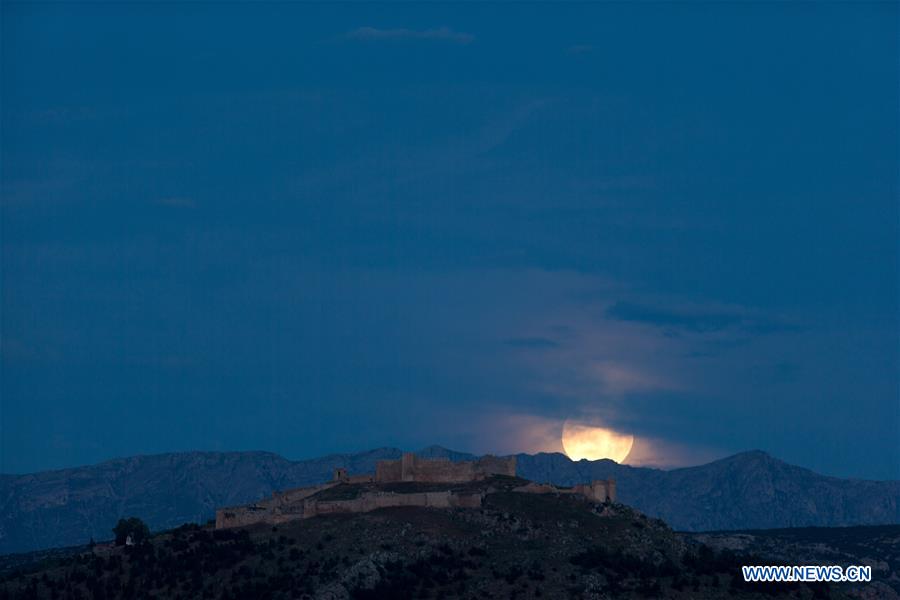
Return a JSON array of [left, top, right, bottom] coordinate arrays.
[[112, 517, 150, 546]]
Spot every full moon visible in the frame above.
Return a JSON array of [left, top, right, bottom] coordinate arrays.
[[561, 420, 634, 463]]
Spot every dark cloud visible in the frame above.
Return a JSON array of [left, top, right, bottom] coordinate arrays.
[[605, 301, 800, 335]]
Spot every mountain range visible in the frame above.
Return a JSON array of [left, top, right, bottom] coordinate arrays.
[[1, 446, 897, 555]]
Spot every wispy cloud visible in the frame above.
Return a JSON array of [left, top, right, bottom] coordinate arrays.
[[589, 361, 675, 396], [605, 301, 801, 335], [345, 26, 474, 45]]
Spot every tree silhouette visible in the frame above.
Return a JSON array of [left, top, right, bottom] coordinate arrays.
[[112, 517, 150, 546]]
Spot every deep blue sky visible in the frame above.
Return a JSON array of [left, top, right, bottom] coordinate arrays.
[[2, 2, 897, 479]]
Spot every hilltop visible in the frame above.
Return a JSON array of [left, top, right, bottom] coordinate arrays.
[[0, 475, 855, 600]]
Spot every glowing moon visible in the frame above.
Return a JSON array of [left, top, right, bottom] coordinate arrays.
[[562, 420, 634, 463]]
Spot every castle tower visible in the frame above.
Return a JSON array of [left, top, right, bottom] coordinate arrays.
[[401, 452, 417, 482]]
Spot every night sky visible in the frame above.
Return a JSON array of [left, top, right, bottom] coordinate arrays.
[[2, 2, 897, 479]]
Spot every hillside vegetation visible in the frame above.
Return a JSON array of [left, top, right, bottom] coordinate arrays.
[[0, 478, 852, 600]]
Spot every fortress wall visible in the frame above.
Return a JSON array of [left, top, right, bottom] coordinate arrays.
[[401, 453, 417, 481], [513, 479, 617, 503], [292, 490, 484, 519], [215, 453, 598, 530], [275, 483, 334, 506], [378, 454, 475, 483], [216, 506, 271, 529], [347, 474, 374, 484], [377, 491, 449, 509], [306, 492, 439, 517], [375, 453, 517, 483], [574, 483, 598, 501], [422, 491, 452, 508], [474, 455, 517, 477], [576, 479, 616, 502], [514, 482, 558, 494], [376, 460, 403, 483], [408, 457, 476, 483], [451, 492, 485, 508], [307, 498, 362, 517]]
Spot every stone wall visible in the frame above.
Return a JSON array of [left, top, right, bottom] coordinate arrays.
[[401, 454, 476, 483], [474, 454, 517, 478], [332, 468, 375, 485], [514, 478, 617, 503], [312, 490, 485, 517], [275, 483, 335, 505], [375, 460, 402, 482], [216, 482, 337, 529], [216, 489, 486, 528], [216, 504, 274, 529], [346, 474, 375, 484], [374, 453, 516, 483], [582, 479, 616, 502], [513, 482, 558, 495], [213, 453, 598, 532]]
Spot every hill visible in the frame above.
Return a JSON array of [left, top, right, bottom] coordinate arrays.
[[0, 477, 854, 599], [685, 524, 900, 597], [1, 447, 897, 554], [516, 450, 900, 531]]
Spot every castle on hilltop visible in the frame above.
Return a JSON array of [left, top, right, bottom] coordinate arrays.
[[373, 452, 517, 483], [216, 452, 615, 530]]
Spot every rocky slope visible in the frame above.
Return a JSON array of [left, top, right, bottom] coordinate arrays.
[[0, 480, 856, 599], [686, 525, 900, 597], [1, 447, 897, 554]]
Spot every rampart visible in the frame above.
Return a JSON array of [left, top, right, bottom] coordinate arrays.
[[215, 482, 338, 529], [375, 452, 516, 483], [215, 452, 614, 530], [216, 488, 485, 528], [303, 490, 484, 518], [331, 468, 374, 485], [514, 478, 617, 502]]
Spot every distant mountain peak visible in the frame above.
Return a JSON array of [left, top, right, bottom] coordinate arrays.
[[732, 449, 773, 459], [2, 446, 898, 554], [414, 445, 477, 461], [695, 449, 780, 469], [417, 444, 453, 453]]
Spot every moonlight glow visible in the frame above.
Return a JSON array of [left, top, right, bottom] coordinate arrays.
[[562, 420, 634, 463]]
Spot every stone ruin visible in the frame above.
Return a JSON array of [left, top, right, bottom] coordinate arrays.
[[215, 452, 616, 530], [373, 452, 517, 483], [513, 479, 616, 503]]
